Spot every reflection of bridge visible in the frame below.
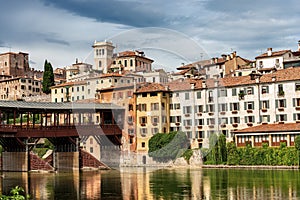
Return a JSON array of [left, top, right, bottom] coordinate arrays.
[[0, 101, 124, 171]]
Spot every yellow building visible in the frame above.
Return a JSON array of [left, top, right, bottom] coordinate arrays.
[[135, 83, 170, 153]]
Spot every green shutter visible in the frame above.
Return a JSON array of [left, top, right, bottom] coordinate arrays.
[[275, 100, 278, 108]]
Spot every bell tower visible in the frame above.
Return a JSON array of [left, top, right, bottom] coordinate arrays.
[[92, 40, 115, 73]]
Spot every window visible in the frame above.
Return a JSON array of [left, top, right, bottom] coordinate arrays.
[[183, 106, 191, 114], [55, 98, 57, 102], [278, 84, 284, 96], [219, 103, 227, 112], [150, 92, 157, 96], [218, 89, 227, 97], [140, 128, 147, 136], [90, 138, 93, 144], [90, 147, 93, 153], [138, 104, 147, 111], [61, 88, 63, 93], [77, 87, 79, 92], [128, 116, 133, 123], [128, 104, 133, 111], [198, 119, 204, 125], [55, 89, 57, 94], [245, 116, 255, 123], [230, 102, 240, 111], [151, 103, 159, 111], [141, 142, 145, 148], [293, 98, 300, 107], [246, 87, 254, 95], [259, 61, 263, 68], [184, 119, 192, 126], [196, 105, 203, 113], [207, 104, 214, 112], [230, 117, 240, 124], [197, 91, 201, 99], [260, 100, 270, 109], [219, 117, 228, 124], [261, 115, 270, 123], [261, 86, 269, 94], [232, 88, 237, 96], [294, 113, 300, 121], [124, 60, 127, 67], [296, 83, 300, 91], [276, 114, 287, 122], [207, 118, 215, 125], [151, 116, 159, 124], [208, 90, 213, 102], [152, 128, 159, 134], [276, 99, 286, 108], [185, 92, 190, 100], [130, 59, 133, 67], [82, 86, 84, 91], [139, 116, 147, 124], [244, 101, 254, 110], [142, 93, 147, 97]]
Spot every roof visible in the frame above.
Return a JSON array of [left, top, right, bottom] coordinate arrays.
[[218, 67, 300, 88], [255, 50, 291, 59], [233, 123, 300, 134], [135, 82, 169, 93], [167, 78, 203, 91], [50, 80, 87, 88], [0, 100, 123, 111]]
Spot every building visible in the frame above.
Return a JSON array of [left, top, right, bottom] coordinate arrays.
[[0, 52, 30, 77], [135, 83, 170, 153], [0, 77, 42, 100]]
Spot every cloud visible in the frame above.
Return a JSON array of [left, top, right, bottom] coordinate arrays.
[[45, 38, 70, 46]]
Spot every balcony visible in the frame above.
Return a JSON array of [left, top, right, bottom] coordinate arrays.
[[197, 112, 202, 116], [220, 111, 226, 115], [220, 124, 226, 128], [152, 122, 158, 126], [140, 123, 146, 127], [208, 125, 214, 128], [184, 113, 190, 117], [208, 112, 214, 116], [232, 123, 238, 127], [261, 108, 267, 112], [175, 122, 180, 126], [231, 110, 238, 114], [208, 97, 214, 102], [278, 107, 284, 111], [247, 109, 253, 113], [247, 122, 253, 127], [296, 106, 300, 111], [197, 125, 203, 129]]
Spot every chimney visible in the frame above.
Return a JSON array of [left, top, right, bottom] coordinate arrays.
[[211, 58, 215, 64], [298, 40, 300, 51], [202, 80, 206, 88], [190, 83, 195, 90], [267, 48, 272, 56]]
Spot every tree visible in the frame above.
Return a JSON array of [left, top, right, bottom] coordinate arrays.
[[295, 136, 300, 168], [42, 60, 55, 94]]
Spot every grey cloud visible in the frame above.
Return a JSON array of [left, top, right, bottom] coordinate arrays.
[[45, 38, 70, 46]]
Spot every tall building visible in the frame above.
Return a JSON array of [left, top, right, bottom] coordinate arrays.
[[0, 52, 30, 77], [92, 41, 115, 73]]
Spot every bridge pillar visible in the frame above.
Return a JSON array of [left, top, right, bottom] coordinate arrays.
[[2, 152, 28, 171], [54, 152, 79, 171]]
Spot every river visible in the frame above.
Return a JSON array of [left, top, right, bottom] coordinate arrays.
[[0, 167, 299, 199]]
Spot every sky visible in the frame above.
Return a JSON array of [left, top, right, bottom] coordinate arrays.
[[0, 0, 299, 71]]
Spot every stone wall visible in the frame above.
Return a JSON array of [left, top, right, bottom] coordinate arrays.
[[54, 152, 79, 171], [2, 152, 28, 171]]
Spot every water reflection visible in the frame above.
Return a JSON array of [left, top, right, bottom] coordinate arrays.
[[0, 168, 299, 199]]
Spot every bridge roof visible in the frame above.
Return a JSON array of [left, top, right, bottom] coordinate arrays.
[[0, 100, 123, 112]]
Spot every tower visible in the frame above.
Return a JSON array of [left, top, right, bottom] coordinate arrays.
[[92, 41, 115, 73]]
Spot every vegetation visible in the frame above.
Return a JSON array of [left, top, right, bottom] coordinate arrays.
[[182, 149, 193, 163], [148, 131, 189, 161], [204, 133, 227, 164], [295, 136, 300, 168], [42, 60, 55, 94], [0, 186, 30, 200], [204, 138, 299, 166]]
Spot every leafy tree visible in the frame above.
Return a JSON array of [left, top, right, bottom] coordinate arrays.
[[295, 136, 300, 168], [42, 60, 55, 94]]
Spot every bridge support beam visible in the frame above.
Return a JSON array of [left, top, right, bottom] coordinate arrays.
[[2, 152, 28, 171], [54, 152, 79, 171]]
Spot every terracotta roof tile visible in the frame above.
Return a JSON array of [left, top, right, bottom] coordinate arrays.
[[167, 79, 203, 91], [234, 123, 300, 133], [51, 80, 86, 88], [255, 50, 291, 59], [135, 82, 168, 93]]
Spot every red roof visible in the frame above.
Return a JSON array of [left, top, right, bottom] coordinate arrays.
[[255, 50, 291, 59], [135, 82, 168, 93], [234, 123, 300, 134]]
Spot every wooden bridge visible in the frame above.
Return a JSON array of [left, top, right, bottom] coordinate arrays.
[[0, 100, 124, 171]]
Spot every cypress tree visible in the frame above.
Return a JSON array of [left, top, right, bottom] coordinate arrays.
[[42, 60, 55, 94]]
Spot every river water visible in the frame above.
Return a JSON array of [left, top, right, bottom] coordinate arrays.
[[0, 167, 299, 199]]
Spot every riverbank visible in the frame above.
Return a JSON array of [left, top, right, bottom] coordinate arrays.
[[202, 164, 299, 169]]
